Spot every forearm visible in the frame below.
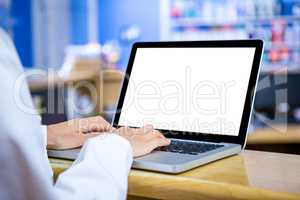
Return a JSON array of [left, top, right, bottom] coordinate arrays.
[[42, 125, 58, 150], [45, 125, 60, 149]]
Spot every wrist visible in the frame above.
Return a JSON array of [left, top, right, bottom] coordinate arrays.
[[46, 125, 57, 149]]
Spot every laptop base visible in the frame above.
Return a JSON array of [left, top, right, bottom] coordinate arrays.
[[48, 140, 241, 174]]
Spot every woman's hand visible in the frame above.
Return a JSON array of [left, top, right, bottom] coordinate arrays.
[[47, 116, 114, 150], [115, 125, 170, 157]]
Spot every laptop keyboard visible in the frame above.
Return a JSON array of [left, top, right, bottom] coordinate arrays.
[[157, 140, 224, 155]]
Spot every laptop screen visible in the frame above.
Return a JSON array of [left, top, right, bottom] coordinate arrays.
[[118, 47, 256, 136]]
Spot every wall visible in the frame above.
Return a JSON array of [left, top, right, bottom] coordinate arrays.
[[99, 0, 160, 69], [6, 0, 161, 69]]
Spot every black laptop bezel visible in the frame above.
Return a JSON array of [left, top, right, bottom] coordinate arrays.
[[113, 40, 263, 147]]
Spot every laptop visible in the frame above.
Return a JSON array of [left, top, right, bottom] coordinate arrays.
[[48, 40, 263, 173]]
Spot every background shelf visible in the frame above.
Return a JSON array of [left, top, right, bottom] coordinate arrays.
[[160, 0, 300, 71]]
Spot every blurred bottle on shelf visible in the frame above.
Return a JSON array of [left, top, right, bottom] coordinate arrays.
[[166, 0, 300, 71], [101, 40, 121, 69]]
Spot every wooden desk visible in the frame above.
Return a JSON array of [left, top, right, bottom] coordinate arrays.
[[247, 125, 300, 144], [246, 125, 300, 154], [50, 150, 300, 200]]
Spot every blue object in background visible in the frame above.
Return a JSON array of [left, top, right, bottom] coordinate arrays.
[[0, 2, 10, 30], [10, 0, 33, 68], [7, 0, 161, 70], [71, 0, 88, 45], [6, 0, 90, 68], [281, 0, 300, 15], [98, 0, 160, 70]]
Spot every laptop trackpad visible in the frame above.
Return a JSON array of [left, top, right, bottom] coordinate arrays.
[[134, 151, 197, 165]]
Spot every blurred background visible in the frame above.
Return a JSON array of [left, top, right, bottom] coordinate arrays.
[[1, 0, 300, 154]]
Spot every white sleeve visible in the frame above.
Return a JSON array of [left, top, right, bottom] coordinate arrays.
[[41, 125, 48, 148], [0, 28, 55, 200], [0, 28, 133, 200], [54, 134, 133, 200]]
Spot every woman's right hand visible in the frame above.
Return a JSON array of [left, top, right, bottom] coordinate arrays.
[[115, 125, 170, 157]]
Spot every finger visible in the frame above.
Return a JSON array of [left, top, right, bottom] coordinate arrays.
[[115, 127, 132, 138], [84, 116, 113, 132], [83, 132, 101, 140], [164, 138, 171, 145], [93, 116, 114, 131], [149, 137, 171, 150], [141, 124, 154, 134], [153, 130, 166, 139], [88, 131, 106, 135], [110, 127, 117, 132], [117, 126, 129, 134], [145, 130, 164, 139]]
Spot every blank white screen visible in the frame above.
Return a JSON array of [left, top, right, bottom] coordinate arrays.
[[118, 47, 256, 136]]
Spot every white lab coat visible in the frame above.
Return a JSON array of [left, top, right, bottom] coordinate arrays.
[[0, 28, 133, 200]]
